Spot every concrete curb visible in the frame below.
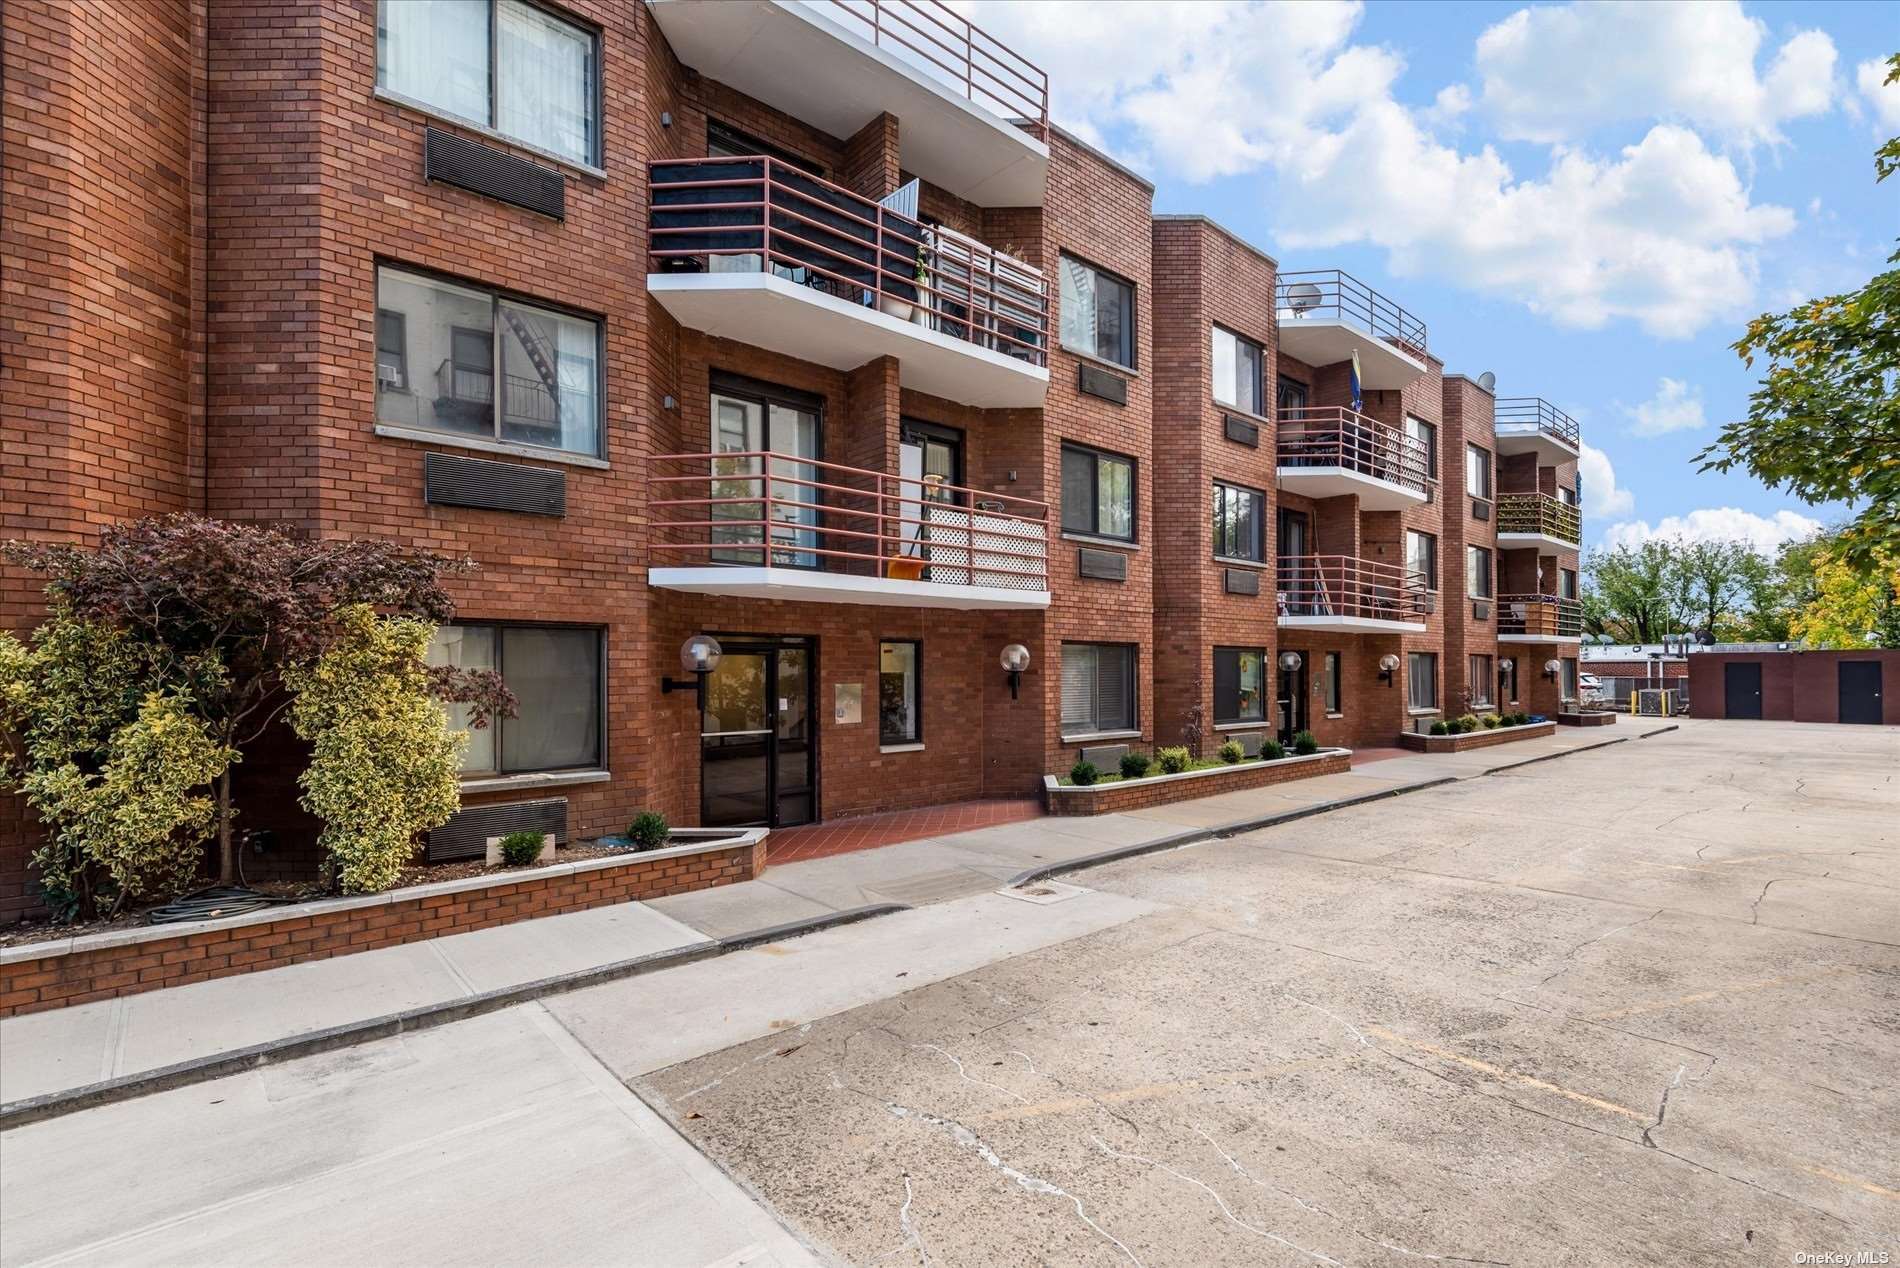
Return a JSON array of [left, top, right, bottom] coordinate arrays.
[[1639, 724, 1681, 739], [0, 902, 905, 1132], [1482, 736, 1628, 775]]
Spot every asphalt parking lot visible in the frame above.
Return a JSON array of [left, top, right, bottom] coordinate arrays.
[[645, 720, 1900, 1266]]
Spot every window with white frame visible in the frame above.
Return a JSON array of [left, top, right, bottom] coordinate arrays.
[[1211, 326, 1264, 414], [1407, 652, 1438, 712], [879, 641, 921, 746], [1212, 481, 1265, 562], [1061, 443, 1135, 541], [1466, 443, 1492, 499], [428, 624, 603, 775], [1323, 651, 1341, 714], [1467, 544, 1493, 598], [1468, 654, 1494, 708], [1405, 415, 1437, 477], [1213, 647, 1265, 724], [1061, 643, 1136, 734], [1059, 255, 1135, 368], [1560, 567, 1578, 599], [378, 0, 601, 167], [1406, 530, 1438, 592]]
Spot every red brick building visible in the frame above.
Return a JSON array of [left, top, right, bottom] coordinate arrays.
[[0, 0, 1584, 921], [1687, 650, 1897, 725]]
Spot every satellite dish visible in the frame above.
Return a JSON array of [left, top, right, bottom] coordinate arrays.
[[1695, 628, 1714, 646], [1285, 282, 1322, 314], [1629, 645, 1642, 654], [1477, 371, 1496, 392]]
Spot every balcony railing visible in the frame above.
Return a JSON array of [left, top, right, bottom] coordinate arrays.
[[1497, 492, 1581, 545], [1277, 406, 1431, 495], [649, 451, 1049, 592], [649, 157, 1048, 366], [1498, 594, 1583, 639], [1277, 555, 1430, 622], [1277, 269, 1427, 355], [1495, 397, 1580, 448], [823, 0, 1049, 132]]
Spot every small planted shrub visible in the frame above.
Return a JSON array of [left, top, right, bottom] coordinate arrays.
[[1218, 740, 1244, 764], [1292, 729, 1318, 756], [1120, 751, 1152, 779], [627, 811, 669, 851], [1259, 738, 1285, 760], [1157, 746, 1192, 775], [1069, 760, 1099, 786], [497, 830, 545, 867], [1456, 714, 1481, 734], [1429, 720, 1449, 736], [1481, 714, 1501, 730]]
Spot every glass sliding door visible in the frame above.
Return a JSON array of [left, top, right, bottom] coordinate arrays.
[[710, 384, 821, 569], [897, 419, 965, 573], [766, 403, 819, 567]]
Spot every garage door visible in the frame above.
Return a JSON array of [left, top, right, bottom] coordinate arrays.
[[1723, 662, 1763, 719], [1838, 660, 1883, 725]]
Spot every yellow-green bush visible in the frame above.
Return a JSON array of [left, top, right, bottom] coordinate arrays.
[[285, 605, 464, 894]]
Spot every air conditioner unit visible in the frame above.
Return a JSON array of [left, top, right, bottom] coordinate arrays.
[[378, 363, 406, 389]]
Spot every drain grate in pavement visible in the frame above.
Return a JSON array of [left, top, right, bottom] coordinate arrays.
[[998, 880, 1090, 905]]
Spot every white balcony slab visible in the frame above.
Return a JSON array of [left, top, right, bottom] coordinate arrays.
[[647, 0, 1049, 207], [1497, 531, 1581, 552], [1498, 632, 1583, 644], [1275, 465, 1429, 511], [1273, 316, 1428, 389], [1494, 427, 1580, 465], [649, 565, 1051, 611], [649, 271, 1048, 409], [1277, 614, 1427, 634]]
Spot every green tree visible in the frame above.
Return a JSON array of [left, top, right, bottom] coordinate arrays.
[[1675, 539, 1764, 640], [1791, 547, 1900, 649], [1696, 54, 1900, 574], [1582, 541, 1693, 642]]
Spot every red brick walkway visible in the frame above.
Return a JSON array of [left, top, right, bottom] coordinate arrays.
[[766, 799, 1044, 864]]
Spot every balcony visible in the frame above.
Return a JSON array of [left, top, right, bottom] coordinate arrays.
[[1496, 493, 1581, 550], [1494, 397, 1580, 464], [1276, 407, 1431, 510], [1275, 270, 1429, 389], [647, 451, 1050, 610], [1276, 555, 1429, 633], [646, 0, 1049, 206], [649, 157, 1049, 409], [1498, 594, 1583, 643]]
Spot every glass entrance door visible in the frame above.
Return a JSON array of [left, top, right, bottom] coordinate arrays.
[[1278, 509, 1312, 614], [700, 637, 817, 828]]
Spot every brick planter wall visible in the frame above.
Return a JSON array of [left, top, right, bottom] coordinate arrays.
[[1558, 711, 1618, 727], [1396, 721, 1557, 753], [0, 834, 764, 1018], [1043, 749, 1350, 816]]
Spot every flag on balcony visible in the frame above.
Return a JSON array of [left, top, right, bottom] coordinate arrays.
[[1350, 348, 1363, 413]]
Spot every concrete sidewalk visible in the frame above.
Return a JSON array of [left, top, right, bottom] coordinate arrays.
[[0, 723, 1650, 1113]]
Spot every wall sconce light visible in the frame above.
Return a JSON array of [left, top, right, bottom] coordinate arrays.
[[1000, 643, 1031, 700], [1378, 652, 1400, 686], [1543, 657, 1562, 682], [663, 634, 723, 710], [1278, 650, 1303, 672]]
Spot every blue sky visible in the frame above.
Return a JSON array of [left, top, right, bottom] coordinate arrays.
[[969, 0, 1898, 552]]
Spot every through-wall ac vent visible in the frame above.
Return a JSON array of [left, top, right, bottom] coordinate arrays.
[[426, 798, 568, 863], [425, 451, 567, 516], [424, 127, 566, 219]]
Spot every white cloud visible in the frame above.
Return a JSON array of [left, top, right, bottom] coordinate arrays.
[[1857, 57, 1900, 131], [1601, 507, 1823, 554], [1475, 3, 1837, 147], [1626, 378, 1708, 437], [971, 0, 1797, 337], [1577, 440, 1634, 518]]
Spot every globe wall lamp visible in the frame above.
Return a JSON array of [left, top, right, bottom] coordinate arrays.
[[1378, 652, 1400, 686], [1543, 657, 1562, 682], [1278, 651, 1303, 672], [1000, 643, 1031, 700], [662, 634, 723, 710]]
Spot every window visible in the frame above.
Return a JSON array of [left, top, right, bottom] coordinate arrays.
[[1468, 654, 1494, 708], [1557, 484, 1578, 507], [1214, 648, 1266, 724], [1561, 657, 1579, 701], [1466, 443, 1492, 499], [1560, 568, 1578, 600], [1212, 481, 1265, 562], [1467, 545, 1493, 598], [1059, 255, 1135, 368], [1500, 656, 1519, 704], [1323, 651, 1341, 714], [1406, 530, 1438, 592], [879, 641, 921, 745], [1061, 643, 1136, 734], [1276, 376, 1308, 418], [1211, 326, 1264, 414], [428, 624, 603, 775], [1407, 652, 1438, 712], [378, 0, 601, 166], [1404, 415, 1437, 477], [1061, 443, 1135, 540], [376, 266, 602, 457], [707, 120, 825, 176]]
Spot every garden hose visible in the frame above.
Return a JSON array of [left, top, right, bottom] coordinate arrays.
[[143, 885, 294, 925]]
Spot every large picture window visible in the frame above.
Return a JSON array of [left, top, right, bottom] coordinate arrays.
[[1214, 647, 1266, 724], [1212, 481, 1265, 562], [1406, 530, 1438, 592], [1211, 326, 1264, 414], [378, 0, 601, 167], [1059, 255, 1135, 368], [375, 266, 602, 458], [1467, 545, 1493, 598], [1061, 443, 1136, 541], [1061, 643, 1136, 735], [428, 624, 603, 776], [1407, 651, 1438, 713], [879, 641, 921, 746]]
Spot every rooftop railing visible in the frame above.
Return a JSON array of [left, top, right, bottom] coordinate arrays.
[[823, 0, 1049, 132], [1277, 406, 1432, 495], [1497, 492, 1581, 545], [1498, 594, 1583, 639], [649, 157, 1048, 366], [1277, 554, 1430, 622], [648, 450, 1049, 592], [1494, 397, 1580, 448], [1276, 269, 1428, 355]]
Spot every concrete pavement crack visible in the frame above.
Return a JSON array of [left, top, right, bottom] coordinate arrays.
[[1750, 879, 1777, 925], [1641, 1065, 1685, 1149], [1091, 1135, 1342, 1265], [910, 1043, 1028, 1105], [1529, 909, 1663, 991]]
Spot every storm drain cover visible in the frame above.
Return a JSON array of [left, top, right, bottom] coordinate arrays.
[[998, 880, 1090, 905]]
